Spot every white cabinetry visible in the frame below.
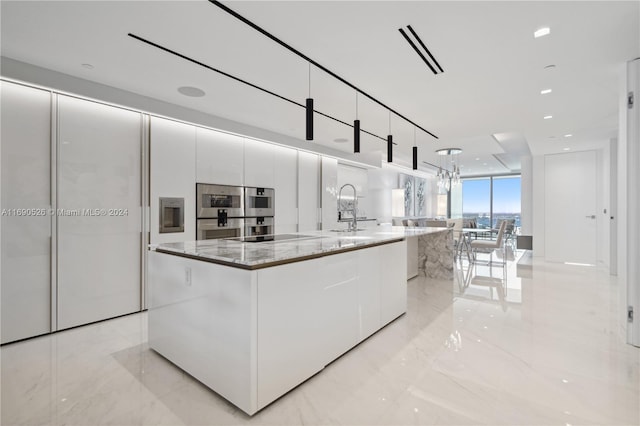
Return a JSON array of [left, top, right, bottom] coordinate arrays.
[[57, 95, 142, 330], [321, 156, 338, 230], [272, 145, 298, 234], [244, 138, 275, 188], [196, 127, 244, 185], [380, 240, 407, 325], [150, 117, 196, 244], [297, 151, 319, 231], [0, 81, 52, 343]]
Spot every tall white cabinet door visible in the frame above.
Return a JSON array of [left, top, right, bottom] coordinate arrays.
[[321, 156, 338, 230], [57, 96, 142, 330], [273, 145, 298, 234], [1, 82, 52, 343], [150, 117, 196, 244], [297, 151, 319, 232], [244, 139, 275, 188], [196, 128, 244, 185]]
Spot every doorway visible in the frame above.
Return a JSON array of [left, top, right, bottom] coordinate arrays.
[[544, 151, 598, 264]]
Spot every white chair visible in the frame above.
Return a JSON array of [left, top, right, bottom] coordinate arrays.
[[470, 219, 508, 265]]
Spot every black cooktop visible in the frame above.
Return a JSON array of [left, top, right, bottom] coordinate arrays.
[[225, 234, 317, 243]]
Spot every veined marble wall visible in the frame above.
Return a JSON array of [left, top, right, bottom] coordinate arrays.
[[417, 228, 454, 279]]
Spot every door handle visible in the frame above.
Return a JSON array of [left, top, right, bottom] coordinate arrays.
[[585, 215, 596, 219]]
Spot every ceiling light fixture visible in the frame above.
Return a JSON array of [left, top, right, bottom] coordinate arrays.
[[564, 134, 573, 138], [206, 1, 438, 140], [177, 86, 206, 97], [544, 64, 556, 69], [81, 63, 94, 69], [387, 111, 393, 163], [563, 147, 571, 151], [541, 89, 552, 95], [306, 63, 314, 141], [354, 92, 360, 153], [544, 115, 553, 119], [435, 148, 462, 192], [534, 27, 551, 38]]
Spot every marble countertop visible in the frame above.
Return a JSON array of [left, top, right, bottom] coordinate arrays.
[[152, 226, 450, 270]]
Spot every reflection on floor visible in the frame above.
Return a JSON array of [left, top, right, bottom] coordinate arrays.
[[2, 249, 639, 425]]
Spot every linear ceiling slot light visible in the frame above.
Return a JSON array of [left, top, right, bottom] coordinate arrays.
[[540, 88, 552, 95], [208, 0, 438, 140], [398, 24, 443, 75], [128, 33, 395, 146]]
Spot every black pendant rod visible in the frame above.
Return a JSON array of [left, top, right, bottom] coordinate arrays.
[[209, 0, 438, 140], [128, 33, 396, 144]]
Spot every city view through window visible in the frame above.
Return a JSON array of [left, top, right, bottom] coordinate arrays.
[[462, 176, 521, 231]]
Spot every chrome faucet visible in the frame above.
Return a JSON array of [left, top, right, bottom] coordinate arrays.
[[338, 183, 358, 231]]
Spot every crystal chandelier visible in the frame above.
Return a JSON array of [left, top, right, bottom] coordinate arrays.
[[435, 148, 462, 192]]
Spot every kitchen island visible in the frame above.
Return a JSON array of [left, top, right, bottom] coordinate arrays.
[[148, 226, 450, 415]]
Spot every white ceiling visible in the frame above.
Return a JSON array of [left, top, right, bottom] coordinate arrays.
[[2, 1, 638, 175]]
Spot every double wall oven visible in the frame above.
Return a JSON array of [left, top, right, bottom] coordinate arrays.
[[196, 183, 274, 240]]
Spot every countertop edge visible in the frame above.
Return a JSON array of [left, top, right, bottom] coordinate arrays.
[[155, 237, 406, 270]]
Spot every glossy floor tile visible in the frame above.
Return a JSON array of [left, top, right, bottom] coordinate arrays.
[[2, 251, 639, 425]]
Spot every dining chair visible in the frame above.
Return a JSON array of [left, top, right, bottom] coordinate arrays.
[[470, 219, 508, 265]]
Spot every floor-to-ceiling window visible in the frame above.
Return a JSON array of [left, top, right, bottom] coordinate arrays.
[[462, 175, 521, 231]]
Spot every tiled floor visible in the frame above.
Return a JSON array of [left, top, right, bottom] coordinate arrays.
[[2, 251, 639, 425]]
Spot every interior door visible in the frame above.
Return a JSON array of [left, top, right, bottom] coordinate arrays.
[[57, 95, 142, 330], [544, 150, 598, 264]]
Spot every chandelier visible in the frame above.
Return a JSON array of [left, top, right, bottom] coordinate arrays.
[[435, 148, 462, 192]]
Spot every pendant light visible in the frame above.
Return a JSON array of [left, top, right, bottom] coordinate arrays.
[[306, 63, 314, 141], [412, 127, 418, 170], [387, 111, 393, 163], [354, 92, 360, 153]]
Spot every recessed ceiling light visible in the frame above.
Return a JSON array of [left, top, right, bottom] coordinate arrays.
[[544, 115, 553, 120], [475, 157, 480, 161], [81, 63, 94, 69], [333, 138, 348, 143], [534, 27, 551, 38], [177, 86, 206, 97], [564, 134, 573, 138], [563, 147, 570, 151], [541, 89, 552, 95], [544, 64, 556, 70]]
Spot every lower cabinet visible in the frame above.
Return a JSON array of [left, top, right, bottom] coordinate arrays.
[[148, 240, 407, 416], [256, 241, 406, 409]]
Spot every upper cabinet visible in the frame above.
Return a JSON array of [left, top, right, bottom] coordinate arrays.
[[196, 128, 244, 186], [273, 145, 298, 234], [150, 117, 196, 244], [244, 138, 275, 188]]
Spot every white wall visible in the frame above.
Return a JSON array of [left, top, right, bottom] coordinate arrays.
[[520, 156, 534, 235], [597, 146, 611, 267], [532, 155, 546, 257], [367, 164, 437, 224]]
